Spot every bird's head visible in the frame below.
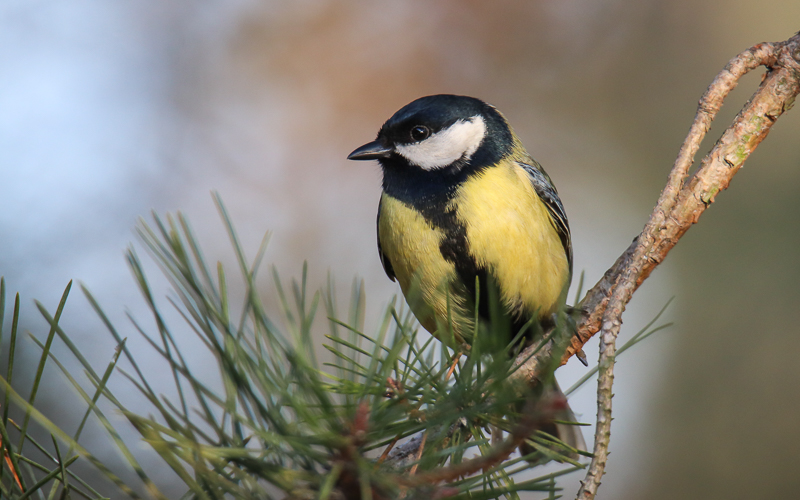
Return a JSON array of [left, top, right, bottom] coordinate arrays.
[[347, 95, 514, 175]]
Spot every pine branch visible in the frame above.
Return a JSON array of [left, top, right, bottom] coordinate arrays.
[[393, 391, 567, 488]]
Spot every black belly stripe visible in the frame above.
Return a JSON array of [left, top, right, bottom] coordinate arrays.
[[427, 203, 535, 342], [414, 195, 488, 322]]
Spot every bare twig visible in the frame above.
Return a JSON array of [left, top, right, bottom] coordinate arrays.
[[517, 34, 800, 387], [569, 39, 790, 361], [571, 34, 800, 500]]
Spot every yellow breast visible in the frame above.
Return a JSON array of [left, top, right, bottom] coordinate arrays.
[[377, 161, 569, 344], [377, 194, 472, 344], [451, 161, 569, 319]]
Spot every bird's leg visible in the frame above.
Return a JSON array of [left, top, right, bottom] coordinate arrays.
[[555, 309, 588, 366], [445, 353, 462, 381]]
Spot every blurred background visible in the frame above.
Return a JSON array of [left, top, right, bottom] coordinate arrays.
[[2, 1, 799, 498]]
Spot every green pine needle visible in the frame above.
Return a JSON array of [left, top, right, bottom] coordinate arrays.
[[0, 194, 668, 499]]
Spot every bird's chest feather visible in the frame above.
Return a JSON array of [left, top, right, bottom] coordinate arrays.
[[377, 194, 455, 279], [379, 163, 569, 323], [451, 165, 569, 316], [377, 193, 464, 337]]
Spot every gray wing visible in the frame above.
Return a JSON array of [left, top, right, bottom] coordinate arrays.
[[517, 160, 573, 276], [376, 196, 396, 281]]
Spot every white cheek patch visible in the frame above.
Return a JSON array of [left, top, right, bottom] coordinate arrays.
[[395, 116, 487, 170]]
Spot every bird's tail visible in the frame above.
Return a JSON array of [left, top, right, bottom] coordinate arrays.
[[518, 379, 587, 465]]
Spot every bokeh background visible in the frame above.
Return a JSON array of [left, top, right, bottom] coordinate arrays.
[[2, 1, 799, 498]]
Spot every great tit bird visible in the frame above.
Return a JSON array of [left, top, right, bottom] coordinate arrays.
[[348, 94, 572, 346], [348, 94, 584, 457]]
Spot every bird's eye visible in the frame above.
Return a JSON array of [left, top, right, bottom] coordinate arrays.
[[410, 126, 430, 142]]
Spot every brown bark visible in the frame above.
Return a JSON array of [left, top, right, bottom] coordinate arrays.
[[559, 33, 800, 500]]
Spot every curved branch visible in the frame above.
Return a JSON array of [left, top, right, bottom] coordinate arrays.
[[515, 33, 800, 394], [569, 34, 800, 500], [509, 34, 800, 391]]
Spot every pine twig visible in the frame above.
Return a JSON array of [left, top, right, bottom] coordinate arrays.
[[393, 392, 567, 488]]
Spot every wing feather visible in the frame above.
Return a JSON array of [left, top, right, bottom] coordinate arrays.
[[376, 196, 396, 281], [517, 160, 573, 275]]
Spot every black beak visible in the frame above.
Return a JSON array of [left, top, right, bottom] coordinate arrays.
[[347, 140, 393, 160]]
